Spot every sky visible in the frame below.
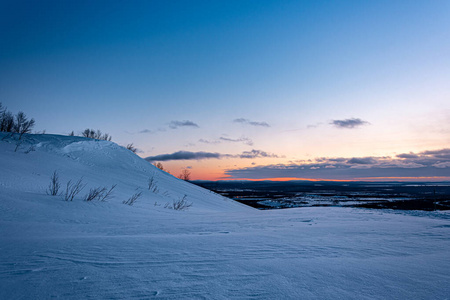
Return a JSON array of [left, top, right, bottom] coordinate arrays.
[[1, 0, 449, 181]]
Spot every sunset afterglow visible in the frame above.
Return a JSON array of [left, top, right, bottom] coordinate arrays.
[[2, 0, 449, 181]]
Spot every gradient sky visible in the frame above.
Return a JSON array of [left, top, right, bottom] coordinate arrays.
[[1, 0, 449, 181]]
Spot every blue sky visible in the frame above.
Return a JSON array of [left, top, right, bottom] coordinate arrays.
[[1, 0, 449, 180]]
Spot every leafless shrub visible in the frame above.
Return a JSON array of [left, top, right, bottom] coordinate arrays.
[[84, 184, 117, 202], [148, 175, 160, 192], [126, 143, 137, 153], [147, 176, 160, 193], [123, 191, 142, 206], [166, 194, 192, 211], [84, 187, 107, 201], [148, 176, 155, 189], [98, 184, 116, 202], [64, 178, 85, 201], [82, 129, 112, 141], [46, 171, 61, 196]]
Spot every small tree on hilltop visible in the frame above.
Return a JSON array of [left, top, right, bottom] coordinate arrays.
[[178, 169, 191, 181], [0, 110, 15, 133], [14, 111, 35, 139], [154, 162, 165, 171], [0, 103, 36, 138]]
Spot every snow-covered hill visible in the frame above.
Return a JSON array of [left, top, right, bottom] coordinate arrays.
[[0, 133, 249, 213], [1, 133, 450, 299]]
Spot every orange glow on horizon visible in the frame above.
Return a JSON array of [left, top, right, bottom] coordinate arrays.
[[152, 160, 450, 182], [354, 176, 450, 182], [211, 176, 450, 182], [215, 177, 352, 182]]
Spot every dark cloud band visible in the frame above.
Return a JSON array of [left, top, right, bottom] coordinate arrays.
[[233, 118, 270, 127], [331, 118, 369, 129], [169, 120, 199, 129], [146, 149, 279, 162], [146, 151, 221, 162], [225, 149, 450, 180]]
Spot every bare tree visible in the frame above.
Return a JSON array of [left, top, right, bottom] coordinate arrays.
[[0, 104, 36, 139], [154, 162, 165, 171], [0, 111, 14, 133], [178, 169, 191, 181], [14, 111, 35, 139]]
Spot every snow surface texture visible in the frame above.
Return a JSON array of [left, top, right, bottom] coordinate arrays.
[[1, 133, 449, 299]]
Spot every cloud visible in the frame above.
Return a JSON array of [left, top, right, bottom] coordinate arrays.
[[233, 118, 270, 127], [331, 118, 369, 129], [137, 128, 166, 134], [139, 129, 153, 134], [397, 153, 419, 159], [347, 157, 377, 165], [169, 120, 199, 129], [306, 122, 323, 129], [199, 136, 254, 146], [224, 148, 450, 180], [220, 136, 254, 146], [145, 149, 281, 162], [433, 162, 450, 168], [198, 138, 220, 144], [145, 151, 222, 162], [238, 149, 279, 159], [421, 149, 450, 159]]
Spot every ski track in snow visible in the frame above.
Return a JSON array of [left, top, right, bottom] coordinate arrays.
[[1, 133, 450, 299]]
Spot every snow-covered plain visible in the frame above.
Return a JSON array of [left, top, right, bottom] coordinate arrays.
[[1, 133, 449, 299]]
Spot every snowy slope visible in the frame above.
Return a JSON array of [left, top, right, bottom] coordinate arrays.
[[0, 133, 249, 213], [1, 133, 450, 299]]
